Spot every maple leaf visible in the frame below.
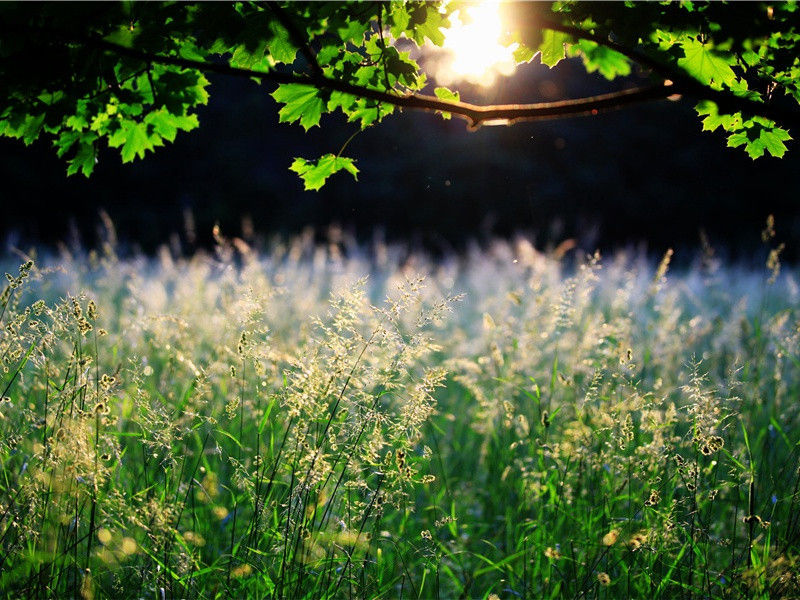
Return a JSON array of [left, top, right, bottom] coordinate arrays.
[[289, 154, 359, 191], [272, 84, 325, 131]]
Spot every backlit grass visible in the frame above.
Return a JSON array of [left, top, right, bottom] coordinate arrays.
[[1, 234, 798, 599]]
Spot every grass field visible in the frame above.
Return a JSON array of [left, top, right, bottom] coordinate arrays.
[[1, 234, 798, 599]]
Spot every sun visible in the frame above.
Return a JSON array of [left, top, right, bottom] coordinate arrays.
[[434, 1, 518, 86]]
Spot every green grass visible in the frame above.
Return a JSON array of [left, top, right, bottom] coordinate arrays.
[[0, 237, 798, 599]]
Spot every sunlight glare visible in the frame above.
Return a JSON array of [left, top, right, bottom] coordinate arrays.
[[435, 2, 518, 86]]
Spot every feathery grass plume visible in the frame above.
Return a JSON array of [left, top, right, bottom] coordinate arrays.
[[0, 226, 799, 598]]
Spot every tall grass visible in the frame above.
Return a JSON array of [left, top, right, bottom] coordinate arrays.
[[0, 233, 798, 599]]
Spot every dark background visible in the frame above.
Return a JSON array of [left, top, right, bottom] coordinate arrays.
[[2, 56, 798, 261]]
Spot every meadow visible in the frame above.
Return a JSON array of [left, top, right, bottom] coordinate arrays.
[[0, 230, 798, 599]]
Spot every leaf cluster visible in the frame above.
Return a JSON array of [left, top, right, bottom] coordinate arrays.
[[1, 1, 799, 188], [507, 1, 798, 158]]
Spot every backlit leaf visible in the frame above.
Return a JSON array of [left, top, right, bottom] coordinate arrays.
[[695, 100, 739, 132], [272, 84, 324, 130], [539, 29, 571, 67], [435, 86, 460, 120], [66, 136, 98, 176], [513, 43, 536, 64], [678, 38, 737, 90], [727, 121, 791, 159], [573, 40, 631, 80], [289, 154, 359, 191]]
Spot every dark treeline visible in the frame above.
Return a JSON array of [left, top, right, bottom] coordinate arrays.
[[3, 58, 799, 261]]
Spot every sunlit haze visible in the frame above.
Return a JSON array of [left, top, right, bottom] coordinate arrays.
[[433, 1, 518, 86]]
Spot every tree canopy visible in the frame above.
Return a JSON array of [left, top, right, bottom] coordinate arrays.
[[1, 1, 799, 190]]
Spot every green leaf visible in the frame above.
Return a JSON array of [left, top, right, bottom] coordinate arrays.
[[108, 120, 159, 163], [539, 30, 571, 67], [65, 113, 89, 132], [144, 109, 199, 143], [678, 37, 737, 90], [231, 41, 269, 69], [55, 130, 98, 176], [434, 87, 460, 102], [267, 21, 297, 64], [348, 101, 393, 128], [66, 138, 97, 176], [289, 154, 359, 191], [337, 18, 370, 46], [434, 86, 460, 120], [1, 113, 46, 145], [272, 84, 324, 130], [120, 123, 155, 163], [726, 121, 790, 159], [327, 91, 393, 129], [695, 100, 739, 132], [153, 69, 210, 114], [316, 44, 341, 66], [406, 4, 448, 47], [513, 43, 536, 64], [573, 40, 631, 79], [758, 125, 791, 158], [54, 130, 82, 159], [388, 3, 411, 39]]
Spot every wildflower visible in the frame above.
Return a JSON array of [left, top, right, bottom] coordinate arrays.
[[602, 529, 619, 546], [644, 489, 661, 507], [597, 572, 611, 586], [544, 546, 562, 559], [435, 516, 456, 528], [628, 531, 647, 550], [230, 564, 253, 578], [743, 514, 770, 528], [420, 529, 432, 540]]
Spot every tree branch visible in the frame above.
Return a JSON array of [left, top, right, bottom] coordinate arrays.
[[539, 17, 800, 131], [84, 36, 677, 128]]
